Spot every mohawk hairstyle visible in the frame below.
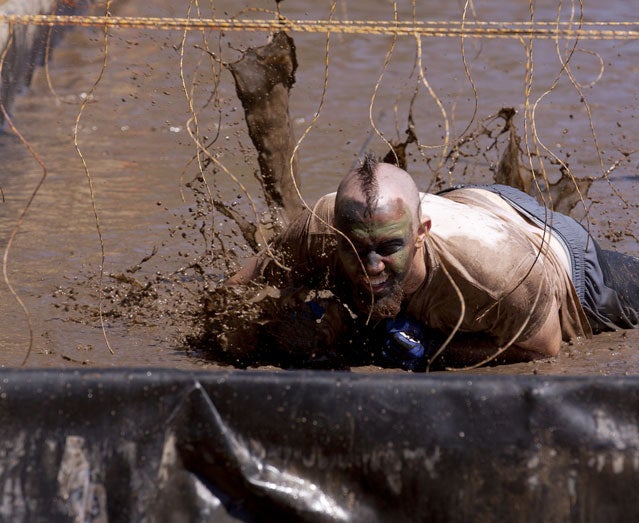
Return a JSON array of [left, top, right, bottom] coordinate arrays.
[[355, 153, 379, 216]]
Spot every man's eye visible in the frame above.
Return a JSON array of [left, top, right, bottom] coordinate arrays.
[[377, 241, 404, 256]]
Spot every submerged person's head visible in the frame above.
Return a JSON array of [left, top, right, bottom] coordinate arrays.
[[334, 155, 430, 319]]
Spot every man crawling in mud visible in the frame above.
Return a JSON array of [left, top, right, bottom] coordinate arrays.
[[224, 154, 639, 371]]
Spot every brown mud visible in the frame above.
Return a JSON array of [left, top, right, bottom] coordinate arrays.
[[1, 0, 639, 375]]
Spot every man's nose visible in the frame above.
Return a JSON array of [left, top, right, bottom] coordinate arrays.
[[364, 252, 384, 274]]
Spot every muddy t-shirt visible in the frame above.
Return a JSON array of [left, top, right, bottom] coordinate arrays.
[[262, 187, 591, 344]]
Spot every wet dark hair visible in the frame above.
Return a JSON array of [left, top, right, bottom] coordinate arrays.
[[355, 153, 379, 216]]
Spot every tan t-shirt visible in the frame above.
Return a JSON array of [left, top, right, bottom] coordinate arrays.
[[264, 188, 591, 345]]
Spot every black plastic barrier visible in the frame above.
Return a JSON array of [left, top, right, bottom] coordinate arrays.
[[0, 368, 638, 521]]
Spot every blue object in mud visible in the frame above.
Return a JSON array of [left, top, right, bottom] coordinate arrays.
[[381, 314, 429, 371]]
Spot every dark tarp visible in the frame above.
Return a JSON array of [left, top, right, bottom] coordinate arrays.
[[1, 368, 638, 522]]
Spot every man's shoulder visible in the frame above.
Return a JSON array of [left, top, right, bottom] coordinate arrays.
[[318, 191, 337, 201], [419, 190, 510, 240], [418, 191, 467, 217], [419, 188, 497, 208], [305, 192, 336, 232], [314, 192, 336, 212], [283, 192, 337, 240]]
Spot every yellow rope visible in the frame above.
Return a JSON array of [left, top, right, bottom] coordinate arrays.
[[0, 14, 637, 39]]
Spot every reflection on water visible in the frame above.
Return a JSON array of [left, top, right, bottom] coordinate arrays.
[[0, 0, 638, 372]]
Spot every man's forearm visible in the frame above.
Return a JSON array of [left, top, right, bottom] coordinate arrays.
[[225, 256, 261, 286], [433, 333, 555, 368]]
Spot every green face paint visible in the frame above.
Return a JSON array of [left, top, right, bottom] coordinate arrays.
[[336, 198, 419, 318]]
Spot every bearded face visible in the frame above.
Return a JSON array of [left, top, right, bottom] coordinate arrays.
[[336, 198, 420, 320], [352, 274, 406, 319]]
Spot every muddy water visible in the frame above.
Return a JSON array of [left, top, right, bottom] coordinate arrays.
[[1, 0, 638, 374]]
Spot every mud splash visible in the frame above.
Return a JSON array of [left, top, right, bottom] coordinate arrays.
[[227, 31, 303, 226]]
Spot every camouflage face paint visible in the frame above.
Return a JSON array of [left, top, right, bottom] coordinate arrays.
[[336, 198, 419, 318]]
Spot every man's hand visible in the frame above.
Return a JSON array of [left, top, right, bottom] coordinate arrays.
[[261, 294, 354, 368]]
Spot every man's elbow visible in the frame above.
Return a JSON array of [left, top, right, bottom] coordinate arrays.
[[225, 256, 261, 286], [515, 325, 562, 359], [514, 298, 563, 360]]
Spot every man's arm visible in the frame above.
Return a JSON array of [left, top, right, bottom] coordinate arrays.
[[225, 255, 262, 286], [227, 196, 338, 288], [512, 296, 562, 357], [435, 297, 563, 367]]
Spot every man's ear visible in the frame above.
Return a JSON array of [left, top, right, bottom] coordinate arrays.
[[416, 215, 431, 243]]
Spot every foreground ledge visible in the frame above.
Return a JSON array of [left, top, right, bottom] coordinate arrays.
[[0, 367, 636, 521]]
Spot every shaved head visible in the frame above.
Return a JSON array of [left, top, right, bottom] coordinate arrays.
[[335, 156, 422, 229]]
